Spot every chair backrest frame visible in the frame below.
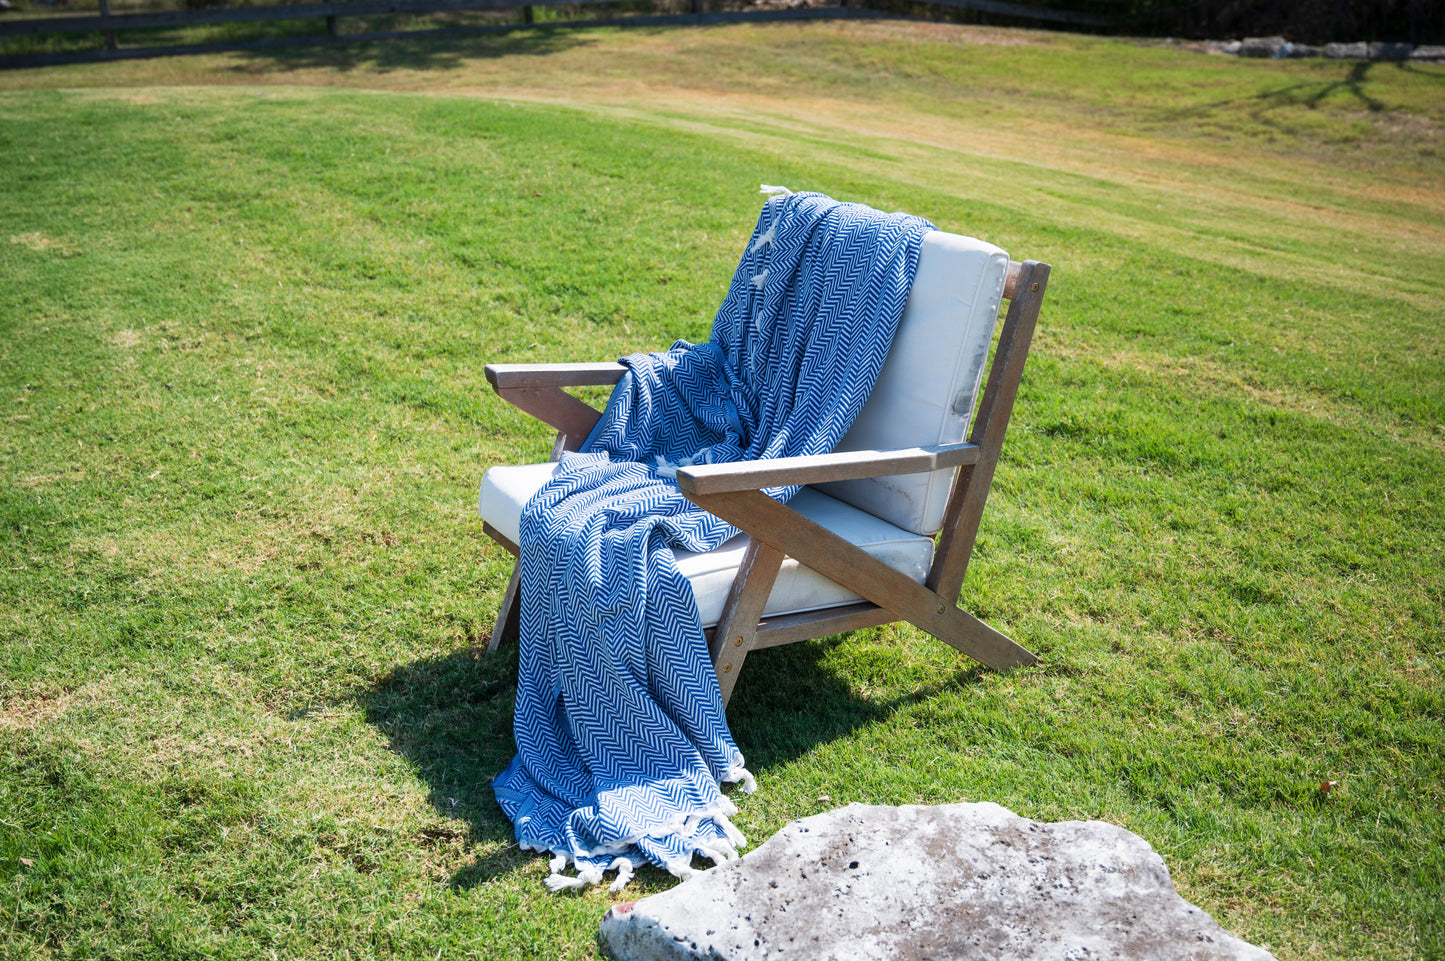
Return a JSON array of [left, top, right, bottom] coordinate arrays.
[[927, 259, 1050, 599]]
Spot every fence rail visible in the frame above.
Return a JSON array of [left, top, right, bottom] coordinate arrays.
[[0, 0, 1116, 67]]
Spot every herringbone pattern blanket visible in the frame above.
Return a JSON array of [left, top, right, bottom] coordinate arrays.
[[492, 189, 933, 890]]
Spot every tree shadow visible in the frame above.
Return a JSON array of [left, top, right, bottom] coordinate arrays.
[[1304, 61, 1382, 112], [1392, 60, 1445, 82], [225, 25, 601, 76], [360, 631, 982, 888], [1166, 60, 1385, 120]]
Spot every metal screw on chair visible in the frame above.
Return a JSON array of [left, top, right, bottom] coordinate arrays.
[[722, 663, 732, 673], [937, 605, 945, 614], [734, 636, 743, 646], [1031, 282, 1039, 291]]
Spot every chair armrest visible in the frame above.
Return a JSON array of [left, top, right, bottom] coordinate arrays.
[[484, 363, 626, 452], [485, 363, 627, 391], [675, 443, 981, 497]]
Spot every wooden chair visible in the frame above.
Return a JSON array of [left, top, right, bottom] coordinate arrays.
[[478, 229, 1050, 705]]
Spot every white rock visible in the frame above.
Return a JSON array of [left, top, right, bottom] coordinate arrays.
[[600, 802, 1275, 961], [1324, 41, 1369, 59]]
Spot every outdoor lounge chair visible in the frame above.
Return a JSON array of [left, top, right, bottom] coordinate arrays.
[[477, 228, 1050, 705]]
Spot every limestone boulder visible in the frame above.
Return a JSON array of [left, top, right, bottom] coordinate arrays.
[[1238, 36, 1288, 58], [600, 802, 1275, 961]]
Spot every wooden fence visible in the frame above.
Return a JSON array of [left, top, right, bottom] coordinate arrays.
[[0, 0, 1113, 67]]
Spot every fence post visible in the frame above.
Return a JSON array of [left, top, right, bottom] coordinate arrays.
[[523, 4, 534, 23], [325, 0, 337, 35], [98, 0, 117, 50]]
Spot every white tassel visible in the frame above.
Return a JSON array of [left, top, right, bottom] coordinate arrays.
[[545, 862, 606, 893], [696, 839, 738, 865], [655, 450, 711, 479], [725, 765, 757, 794], [717, 813, 748, 849], [751, 269, 769, 290], [759, 184, 793, 197], [544, 872, 589, 892], [750, 222, 777, 253], [544, 851, 584, 893], [607, 857, 636, 893]]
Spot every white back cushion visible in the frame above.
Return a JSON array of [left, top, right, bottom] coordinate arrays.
[[816, 230, 1009, 535]]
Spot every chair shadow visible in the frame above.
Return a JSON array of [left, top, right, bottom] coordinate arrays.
[[723, 638, 986, 770], [358, 642, 522, 886], [359, 631, 981, 889]]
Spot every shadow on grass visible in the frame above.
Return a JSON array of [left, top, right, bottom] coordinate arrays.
[[1169, 61, 1385, 120], [225, 24, 600, 75], [1304, 61, 1381, 111], [359, 642, 521, 885], [360, 631, 970, 887], [712, 637, 986, 770]]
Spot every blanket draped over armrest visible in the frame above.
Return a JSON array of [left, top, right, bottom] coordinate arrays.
[[492, 190, 934, 890]]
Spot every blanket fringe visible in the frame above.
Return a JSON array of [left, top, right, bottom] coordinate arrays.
[[654, 449, 713, 479], [607, 857, 636, 893], [543, 808, 750, 893], [725, 764, 757, 795], [750, 221, 778, 253], [544, 860, 605, 892]]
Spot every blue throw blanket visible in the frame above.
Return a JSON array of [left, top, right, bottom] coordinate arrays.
[[493, 188, 934, 891]]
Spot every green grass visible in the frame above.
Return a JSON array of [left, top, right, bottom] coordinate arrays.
[[1, 22, 1443, 960]]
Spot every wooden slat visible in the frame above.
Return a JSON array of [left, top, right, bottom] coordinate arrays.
[[482, 521, 520, 557], [676, 443, 980, 496], [688, 488, 1036, 671], [485, 362, 627, 391], [708, 540, 785, 705], [751, 602, 895, 649]]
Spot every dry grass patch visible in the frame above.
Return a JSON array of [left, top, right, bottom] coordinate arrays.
[[10, 232, 77, 256]]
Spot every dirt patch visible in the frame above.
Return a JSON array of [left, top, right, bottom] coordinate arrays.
[[110, 329, 143, 349], [10, 232, 77, 256], [0, 692, 70, 730]]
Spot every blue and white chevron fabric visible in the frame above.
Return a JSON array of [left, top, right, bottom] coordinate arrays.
[[492, 188, 934, 891]]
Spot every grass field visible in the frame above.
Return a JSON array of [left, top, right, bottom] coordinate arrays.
[[1, 21, 1443, 960]]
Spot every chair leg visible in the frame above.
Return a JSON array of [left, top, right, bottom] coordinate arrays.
[[709, 539, 785, 706], [488, 558, 523, 653], [484, 428, 566, 655]]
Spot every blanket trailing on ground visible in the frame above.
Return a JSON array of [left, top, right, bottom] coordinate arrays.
[[492, 187, 934, 891]]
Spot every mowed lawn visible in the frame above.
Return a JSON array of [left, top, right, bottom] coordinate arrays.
[[1, 21, 1442, 960]]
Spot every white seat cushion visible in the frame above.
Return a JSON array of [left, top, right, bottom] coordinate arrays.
[[818, 230, 1009, 536], [479, 462, 934, 629]]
